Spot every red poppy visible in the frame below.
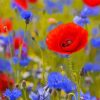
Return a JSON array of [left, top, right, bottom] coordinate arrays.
[[0, 73, 14, 92], [28, 0, 38, 3], [3, 19, 13, 32], [0, 23, 4, 33], [15, 0, 28, 10], [83, 0, 100, 7], [46, 22, 88, 54], [0, 19, 12, 34], [13, 37, 23, 50], [0, 18, 3, 33]]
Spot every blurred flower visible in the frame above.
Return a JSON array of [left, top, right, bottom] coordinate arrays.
[[84, 76, 93, 86], [91, 37, 100, 48], [22, 71, 31, 79], [48, 18, 57, 24], [73, 16, 90, 27], [0, 18, 13, 34], [19, 57, 31, 67], [13, 36, 23, 50], [13, 38, 31, 67], [15, 30, 25, 37], [81, 6, 100, 17], [82, 63, 100, 74], [12, 0, 28, 10], [58, 0, 73, 6], [0, 58, 13, 73], [92, 27, 99, 36], [27, 83, 34, 92], [0, 35, 9, 46], [11, 0, 37, 10], [4, 88, 22, 100], [0, 73, 14, 92], [29, 0, 38, 4], [72, 91, 96, 100], [3, 19, 13, 32], [44, 0, 63, 14], [47, 72, 76, 93], [29, 86, 51, 100], [34, 67, 43, 79], [46, 22, 88, 54], [82, 0, 100, 7], [81, 92, 96, 100], [12, 56, 19, 64], [12, 55, 31, 67]]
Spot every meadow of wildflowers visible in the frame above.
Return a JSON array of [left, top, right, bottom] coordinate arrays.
[[0, 0, 100, 100]]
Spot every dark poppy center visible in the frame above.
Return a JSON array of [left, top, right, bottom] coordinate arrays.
[[61, 40, 72, 47]]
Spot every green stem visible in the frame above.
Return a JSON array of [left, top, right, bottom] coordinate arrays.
[[16, 64, 20, 83], [22, 87, 28, 100], [85, 24, 88, 31], [58, 91, 61, 100], [68, 57, 81, 100], [24, 23, 28, 39], [68, 56, 74, 81], [34, 38, 45, 81]]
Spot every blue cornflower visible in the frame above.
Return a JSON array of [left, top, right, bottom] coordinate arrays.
[[12, 56, 19, 64], [95, 49, 100, 64], [80, 92, 96, 100], [4, 88, 22, 100], [81, 6, 100, 17], [29, 86, 50, 100], [61, 76, 76, 93], [0, 58, 13, 73], [73, 16, 90, 27], [91, 37, 100, 48], [12, 56, 31, 67], [47, 72, 76, 93], [44, 0, 63, 14], [82, 63, 100, 73], [92, 28, 99, 36], [47, 72, 63, 89], [0, 36, 9, 46], [19, 57, 31, 67], [72, 91, 96, 100], [11, 0, 33, 23], [20, 10, 33, 23]]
